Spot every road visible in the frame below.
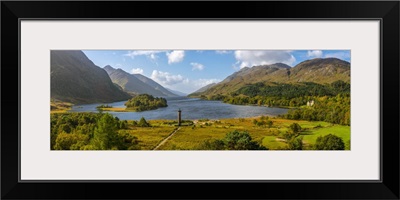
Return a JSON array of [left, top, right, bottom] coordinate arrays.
[[153, 127, 181, 150]]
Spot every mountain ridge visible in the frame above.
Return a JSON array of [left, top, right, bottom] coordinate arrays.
[[104, 66, 179, 97], [50, 50, 131, 104], [166, 88, 187, 96], [191, 58, 350, 96], [132, 73, 178, 97], [191, 83, 217, 95]]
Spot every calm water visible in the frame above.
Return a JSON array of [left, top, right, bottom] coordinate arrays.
[[69, 97, 288, 120]]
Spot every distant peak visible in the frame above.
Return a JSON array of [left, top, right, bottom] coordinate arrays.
[[294, 57, 350, 69], [116, 68, 127, 73], [271, 63, 291, 69], [252, 63, 291, 69], [239, 67, 250, 71], [104, 65, 115, 70]]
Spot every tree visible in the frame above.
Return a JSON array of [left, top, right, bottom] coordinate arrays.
[[289, 123, 302, 133], [119, 131, 140, 150], [92, 113, 122, 150], [287, 136, 303, 150], [253, 119, 258, 125], [54, 132, 89, 150], [119, 120, 128, 129], [314, 134, 345, 150], [224, 130, 266, 150], [138, 117, 150, 127], [266, 120, 273, 128], [125, 94, 167, 111], [199, 130, 267, 150], [200, 139, 225, 150]]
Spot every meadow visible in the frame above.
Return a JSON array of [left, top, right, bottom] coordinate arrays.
[[121, 117, 350, 150]]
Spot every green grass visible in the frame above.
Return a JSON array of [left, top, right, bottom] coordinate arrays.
[[262, 136, 287, 150], [301, 125, 351, 150], [119, 118, 350, 150]]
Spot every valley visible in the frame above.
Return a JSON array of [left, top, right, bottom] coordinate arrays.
[[50, 50, 351, 151]]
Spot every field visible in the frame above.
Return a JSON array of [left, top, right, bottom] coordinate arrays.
[[99, 107, 128, 112], [121, 117, 350, 150], [50, 101, 72, 114]]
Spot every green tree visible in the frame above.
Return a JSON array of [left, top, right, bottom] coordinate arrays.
[[287, 136, 303, 150], [252, 119, 258, 125], [289, 123, 302, 133], [138, 117, 150, 127], [200, 139, 225, 150], [199, 130, 267, 150], [314, 134, 345, 150], [54, 132, 89, 150], [224, 130, 266, 150], [92, 113, 122, 150], [119, 120, 128, 129], [266, 120, 273, 128], [125, 94, 167, 111], [119, 131, 140, 150]]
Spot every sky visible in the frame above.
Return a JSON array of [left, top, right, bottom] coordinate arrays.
[[83, 50, 350, 94]]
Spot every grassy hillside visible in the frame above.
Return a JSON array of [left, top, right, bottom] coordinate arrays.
[[51, 50, 131, 104], [192, 58, 350, 97]]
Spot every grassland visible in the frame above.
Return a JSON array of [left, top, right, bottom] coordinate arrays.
[[50, 101, 73, 114], [121, 117, 350, 150], [118, 120, 177, 150], [99, 107, 129, 112]]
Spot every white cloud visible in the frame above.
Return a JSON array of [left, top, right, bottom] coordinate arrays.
[[149, 54, 157, 60], [123, 51, 164, 61], [151, 70, 188, 86], [307, 50, 323, 58], [150, 69, 220, 93], [324, 52, 351, 61], [234, 50, 296, 69], [166, 50, 185, 64], [131, 68, 144, 74], [216, 50, 231, 54], [190, 62, 205, 71]]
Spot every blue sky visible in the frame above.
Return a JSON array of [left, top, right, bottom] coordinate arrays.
[[83, 50, 350, 94]]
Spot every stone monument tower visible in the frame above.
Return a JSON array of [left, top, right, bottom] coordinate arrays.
[[178, 109, 182, 126]]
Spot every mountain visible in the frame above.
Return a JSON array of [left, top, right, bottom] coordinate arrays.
[[51, 50, 131, 104], [193, 58, 350, 96], [190, 83, 217, 95], [288, 58, 350, 83], [104, 66, 178, 97], [132, 74, 178, 97], [166, 88, 187, 96]]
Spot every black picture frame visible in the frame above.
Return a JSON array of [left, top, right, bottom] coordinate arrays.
[[1, 1, 399, 199]]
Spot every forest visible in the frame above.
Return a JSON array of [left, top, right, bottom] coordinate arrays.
[[124, 94, 168, 111], [203, 80, 350, 125], [50, 112, 156, 150]]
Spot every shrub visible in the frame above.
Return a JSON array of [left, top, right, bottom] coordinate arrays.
[[314, 134, 345, 150], [138, 117, 150, 127], [200, 130, 267, 150], [287, 136, 303, 150]]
